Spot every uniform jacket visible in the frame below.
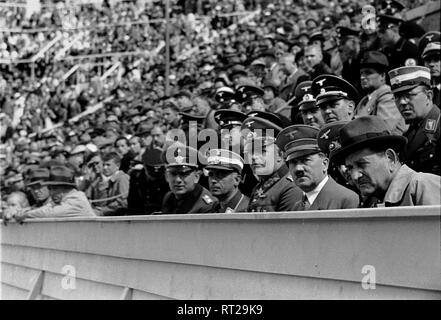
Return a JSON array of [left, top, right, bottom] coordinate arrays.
[[403, 105, 440, 175], [23, 189, 95, 218], [161, 184, 218, 214], [127, 168, 169, 215], [293, 176, 360, 211], [247, 165, 303, 213], [213, 190, 250, 213], [355, 84, 408, 135], [382, 37, 419, 70], [308, 62, 333, 82], [93, 170, 130, 216], [382, 165, 440, 207]]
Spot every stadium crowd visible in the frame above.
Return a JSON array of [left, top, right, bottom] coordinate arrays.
[[1, 0, 440, 221]]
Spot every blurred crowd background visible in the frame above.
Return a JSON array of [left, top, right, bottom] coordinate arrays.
[[0, 0, 439, 214]]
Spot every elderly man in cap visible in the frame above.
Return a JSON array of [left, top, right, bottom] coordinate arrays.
[[4, 165, 95, 222], [127, 148, 169, 215], [389, 66, 440, 175], [26, 167, 51, 208], [420, 41, 440, 106], [161, 144, 217, 214], [276, 125, 359, 210], [206, 149, 249, 213], [332, 116, 440, 207], [312, 74, 359, 124], [242, 113, 303, 212], [355, 51, 407, 135]]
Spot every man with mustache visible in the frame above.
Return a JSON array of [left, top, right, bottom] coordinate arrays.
[[161, 144, 217, 214], [389, 66, 440, 175], [311, 74, 359, 125], [241, 113, 303, 212], [332, 116, 440, 207], [206, 149, 249, 213], [276, 125, 359, 211]]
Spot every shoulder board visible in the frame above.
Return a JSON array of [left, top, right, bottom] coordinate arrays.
[[286, 174, 294, 182], [202, 194, 214, 204]]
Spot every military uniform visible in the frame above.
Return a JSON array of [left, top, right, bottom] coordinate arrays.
[[403, 105, 440, 175], [127, 168, 170, 215], [160, 144, 218, 214], [161, 184, 217, 214], [213, 190, 249, 213], [276, 124, 359, 211], [377, 15, 419, 69], [247, 165, 302, 212]]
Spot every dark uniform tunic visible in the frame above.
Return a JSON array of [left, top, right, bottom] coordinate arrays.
[[247, 165, 303, 213], [382, 37, 419, 70], [213, 190, 249, 213], [161, 184, 218, 214], [127, 168, 170, 215], [403, 105, 440, 176]]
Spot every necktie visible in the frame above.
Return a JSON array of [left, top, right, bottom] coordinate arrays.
[[302, 194, 311, 210]]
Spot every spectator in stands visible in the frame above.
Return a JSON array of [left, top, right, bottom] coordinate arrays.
[[92, 152, 130, 216], [304, 45, 333, 80], [332, 116, 441, 207], [3, 165, 95, 222]]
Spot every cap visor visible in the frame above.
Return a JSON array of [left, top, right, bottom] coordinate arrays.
[[391, 83, 420, 94]]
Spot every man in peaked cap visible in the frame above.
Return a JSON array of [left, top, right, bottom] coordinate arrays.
[[127, 148, 169, 215], [214, 87, 240, 110], [161, 144, 217, 214], [241, 115, 302, 212], [389, 66, 440, 175], [418, 31, 440, 57], [337, 26, 362, 92], [206, 149, 249, 213], [312, 74, 359, 124], [26, 167, 51, 208], [377, 14, 419, 69], [298, 91, 325, 129], [421, 41, 440, 106], [236, 85, 266, 113], [331, 116, 440, 207], [276, 125, 359, 211], [5, 166, 95, 222], [355, 51, 407, 135]]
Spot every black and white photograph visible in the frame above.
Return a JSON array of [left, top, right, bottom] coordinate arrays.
[[0, 0, 440, 303]]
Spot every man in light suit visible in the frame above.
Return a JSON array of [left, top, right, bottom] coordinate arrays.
[[276, 125, 359, 211]]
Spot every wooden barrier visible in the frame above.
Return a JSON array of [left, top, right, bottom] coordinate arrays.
[[1, 206, 440, 300]]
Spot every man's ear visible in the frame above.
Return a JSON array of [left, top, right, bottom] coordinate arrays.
[[233, 173, 242, 186], [385, 148, 399, 169]]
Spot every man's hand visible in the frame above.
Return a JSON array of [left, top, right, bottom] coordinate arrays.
[[2, 207, 19, 225]]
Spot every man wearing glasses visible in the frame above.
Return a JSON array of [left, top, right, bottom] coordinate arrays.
[[389, 66, 440, 175], [161, 145, 217, 214], [206, 149, 249, 213]]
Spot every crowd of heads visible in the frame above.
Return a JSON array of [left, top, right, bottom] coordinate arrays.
[[1, 0, 440, 214]]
